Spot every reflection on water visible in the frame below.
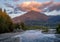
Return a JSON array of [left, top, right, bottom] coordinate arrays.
[[14, 30, 60, 42]]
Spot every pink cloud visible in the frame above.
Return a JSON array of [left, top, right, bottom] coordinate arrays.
[[16, 1, 53, 12]]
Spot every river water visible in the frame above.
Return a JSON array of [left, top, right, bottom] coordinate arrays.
[[0, 30, 60, 42], [14, 30, 60, 42]]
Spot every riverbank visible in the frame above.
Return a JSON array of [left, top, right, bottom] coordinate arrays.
[[0, 32, 24, 42]]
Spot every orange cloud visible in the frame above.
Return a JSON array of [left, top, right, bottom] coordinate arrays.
[[17, 1, 53, 12]]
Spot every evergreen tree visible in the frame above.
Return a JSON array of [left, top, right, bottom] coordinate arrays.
[[0, 8, 13, 33]]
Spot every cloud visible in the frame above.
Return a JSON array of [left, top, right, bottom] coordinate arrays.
[[45, 10, 60, 15], [4, 3, 14, 8], [16, 1, 53, 12], [17, 2, 40, 11], [5, 0, 60, 15], [44, 2, 60, 12]]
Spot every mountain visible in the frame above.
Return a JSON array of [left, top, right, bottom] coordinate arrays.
[[13, 10, 48, 24], [48, 15, 60, 23], [45, 15, 60, 28], [12, 10, 60, 28]]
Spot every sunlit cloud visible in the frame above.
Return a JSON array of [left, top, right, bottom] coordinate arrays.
[[16, 1, 53, 12], [3, 0, 60, 15]]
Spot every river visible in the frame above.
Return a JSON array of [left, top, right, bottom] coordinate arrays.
[[0, 30, 60, 42], [14, 30, 60, 42]]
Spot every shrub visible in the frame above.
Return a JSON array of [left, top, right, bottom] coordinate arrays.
[[56, 24, 60, 34]]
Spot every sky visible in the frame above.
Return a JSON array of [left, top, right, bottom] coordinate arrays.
[[0, 0, 60, 9], [0, 0, 60, 8], [0, 0, 60, 18]]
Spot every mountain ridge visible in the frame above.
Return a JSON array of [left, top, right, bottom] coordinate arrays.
[[13, 10, 48, 23]]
